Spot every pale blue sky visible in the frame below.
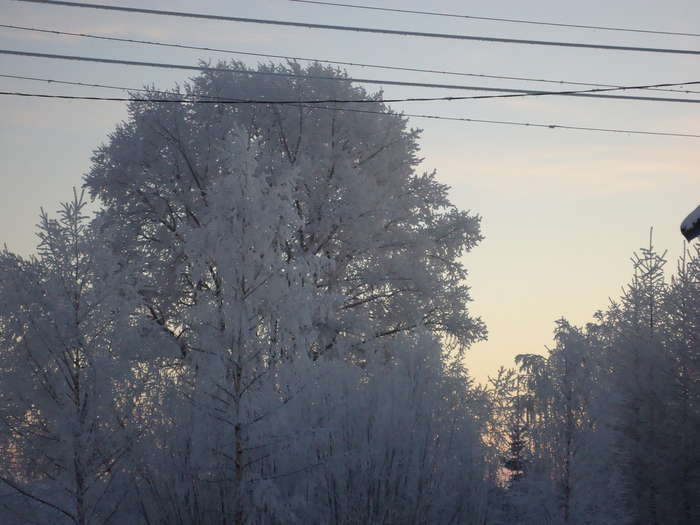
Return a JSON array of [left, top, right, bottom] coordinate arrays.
[[1, 0, 698, 381]]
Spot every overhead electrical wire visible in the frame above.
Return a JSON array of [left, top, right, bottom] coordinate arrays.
[[4, 72, 700, 105], [0, 90, 369, 103], [12, 0, 700, 56], [3, 49, 700, 104], [1, 87, 698, 139], [288, 0, 700, 39], [2, 23, 698, 95]]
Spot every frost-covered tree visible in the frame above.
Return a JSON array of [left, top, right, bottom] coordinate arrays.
[[606, 234, 671, 525], [124, 132, 321, 524], [499, 233, 700, 525], [73, 62, 488, 523], [663, 244, 700, 524], [0, 192, 136, 525], [84, 62, 485, 364]]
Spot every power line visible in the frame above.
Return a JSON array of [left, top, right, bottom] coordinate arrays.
[[2, 23, 699, 95], [2, 89, 698, 139], [341, 108, 700, 139], [289, 0, 700, 39], [5, 72, 700, 105], [3, 49, 700, 104], [2, 73, 697, 139], [0, 74, 247, 100], [13, 0, 700, 56], [0, 75, 549, 104], [0, 90, 341, 103]]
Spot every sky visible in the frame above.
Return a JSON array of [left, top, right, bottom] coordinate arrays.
[[1, 0, 698, 383]]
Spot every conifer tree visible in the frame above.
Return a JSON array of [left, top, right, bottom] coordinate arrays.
[[0, 192, 134, 524]]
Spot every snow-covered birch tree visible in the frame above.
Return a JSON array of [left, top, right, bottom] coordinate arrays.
[[76, 62, 488, 523], [84, 62, 485, 364]]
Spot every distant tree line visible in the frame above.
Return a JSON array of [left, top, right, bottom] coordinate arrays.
[[490, 234, 700, 524]]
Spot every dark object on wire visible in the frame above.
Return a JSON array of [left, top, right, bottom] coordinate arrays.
[[681, 205, 700, 241]]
